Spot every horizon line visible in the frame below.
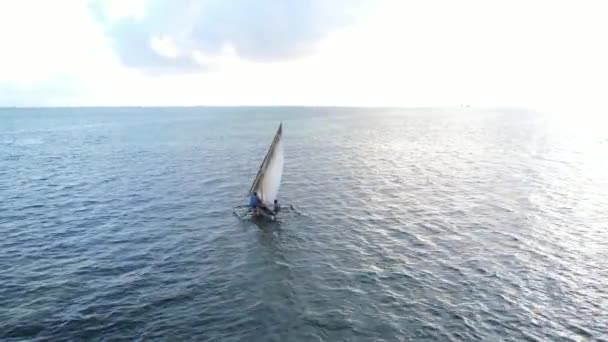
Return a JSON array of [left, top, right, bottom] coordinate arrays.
[[0, 104, 530, 110]]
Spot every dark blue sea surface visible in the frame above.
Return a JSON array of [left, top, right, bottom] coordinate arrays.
[[1, 107, 607, 341]]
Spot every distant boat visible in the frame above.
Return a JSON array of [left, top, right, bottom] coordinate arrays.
[[247, 123, 284, 220]]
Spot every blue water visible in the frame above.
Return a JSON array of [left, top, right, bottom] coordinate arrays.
[[1, 107, 607, 341]]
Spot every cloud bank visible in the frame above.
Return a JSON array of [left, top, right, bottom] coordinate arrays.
[[91, 0, 362, 73]]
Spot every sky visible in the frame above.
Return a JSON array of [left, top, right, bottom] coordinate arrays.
[[0, 0, 607, 111]]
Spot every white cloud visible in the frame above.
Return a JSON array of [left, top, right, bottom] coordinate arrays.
[[149, 35, 181, 59], [89, 0, 364, 73], [0, 0, 130, 104]]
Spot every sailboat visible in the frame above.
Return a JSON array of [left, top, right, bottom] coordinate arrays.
[[245, 123, 284, 220]]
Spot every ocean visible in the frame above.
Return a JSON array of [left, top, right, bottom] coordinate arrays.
[[1, 107, 606, 341]]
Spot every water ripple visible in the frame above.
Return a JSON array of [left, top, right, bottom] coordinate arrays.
[[1, 107, 607, 341]]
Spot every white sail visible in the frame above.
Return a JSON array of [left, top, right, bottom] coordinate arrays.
[[249, 124, 284, 206]]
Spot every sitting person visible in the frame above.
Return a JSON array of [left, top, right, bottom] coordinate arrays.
[[249, 192, 261, 209], [250, 192, 273, 216]]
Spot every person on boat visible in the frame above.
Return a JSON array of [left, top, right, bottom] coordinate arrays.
[[273, 199, 281, 214], [249, 192, 261, 209], [250, 192, 272, 216]]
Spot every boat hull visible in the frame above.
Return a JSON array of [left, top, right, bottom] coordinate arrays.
[[232, 206, 277, 221], [252, 208, 276, 221]]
